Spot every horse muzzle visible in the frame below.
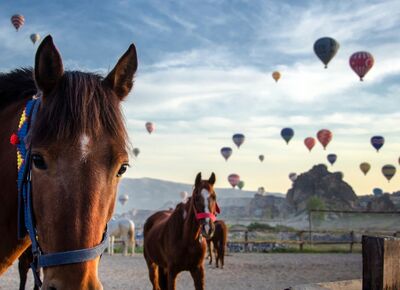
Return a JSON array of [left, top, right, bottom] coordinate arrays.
[[201, 219, 215, 240]]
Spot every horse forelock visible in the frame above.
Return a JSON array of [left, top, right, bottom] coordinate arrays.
[[31, 71, 128, 149]]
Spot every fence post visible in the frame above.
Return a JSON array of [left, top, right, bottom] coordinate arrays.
[[350, 231, 354, 253], [298, 231, 304, 251], [244, 230, 248, 252], [308, 210, 313, 247]]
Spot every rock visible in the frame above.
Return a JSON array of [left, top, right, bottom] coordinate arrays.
[[286, 164, 358, 212], [367, 194, 396, 211]]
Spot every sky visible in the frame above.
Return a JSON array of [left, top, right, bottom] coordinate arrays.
[[1, 0, 399, 195]]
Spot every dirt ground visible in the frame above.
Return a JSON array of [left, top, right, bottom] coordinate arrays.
[[0, 253, 361, 290]]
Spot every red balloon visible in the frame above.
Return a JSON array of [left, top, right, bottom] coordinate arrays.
[[349, 51, 374, 81], [11, 14, 25, 31], [317, 129, 332, 150], [304, 137, 316, 152], [228, 174, 240, 188]]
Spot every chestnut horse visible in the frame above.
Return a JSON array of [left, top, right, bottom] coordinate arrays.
[[143, 172, 220, 290], [0, 35, 137, 289], [206, 220, 227, 269]]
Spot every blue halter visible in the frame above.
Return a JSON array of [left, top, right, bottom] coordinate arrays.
[[17, 95, 109, 287]]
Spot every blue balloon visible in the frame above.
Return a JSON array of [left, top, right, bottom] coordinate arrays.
[[220, 147, 233, 161], [281, 128, 294, 144], [232, 133, 245, 148], [371, 136, 384, 152], [327, 154, 337, 165], [314, 37, 340, 68], [373, 188, 383, 197]]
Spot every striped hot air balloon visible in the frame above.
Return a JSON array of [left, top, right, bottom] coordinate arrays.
[[11, 14, 25, 31], [382, 165, 396, 182], [349, 51, 374, 81], [304, 137, 316, 152], [228, 174, 240, 188], [317, 129, 332, 150]]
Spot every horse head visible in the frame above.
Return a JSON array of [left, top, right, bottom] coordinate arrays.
[[192, 172, 220, 240], [28, 35, 137, 290]]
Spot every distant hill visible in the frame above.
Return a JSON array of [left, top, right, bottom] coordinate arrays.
[[115, 177, 284, 213]]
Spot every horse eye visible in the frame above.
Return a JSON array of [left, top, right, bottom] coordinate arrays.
[[32, 154, 47, 170], [117, 164, 128, 177]]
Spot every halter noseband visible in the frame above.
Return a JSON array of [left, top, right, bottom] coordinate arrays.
[[192, 188, 220, 223], [13, 95, 108, 287]]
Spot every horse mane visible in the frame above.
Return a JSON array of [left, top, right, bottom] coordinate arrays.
[[166, 198, 193, 237], [0, 68, 37, 111], [32, 70, 129, 148]]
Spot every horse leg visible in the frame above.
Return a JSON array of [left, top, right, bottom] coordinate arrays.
[[208, 241, 212, 265], [18, 255, 29, 290], [123, 239, 128, 256], [158, 267, 168, 290], [220, 243, 225, 269], [214, 243, 219, 268], [190, 266, 205, 290], [110, 236, 115, 255]]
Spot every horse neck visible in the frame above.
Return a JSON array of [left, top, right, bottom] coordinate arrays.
[[182, 199, 202, 243]]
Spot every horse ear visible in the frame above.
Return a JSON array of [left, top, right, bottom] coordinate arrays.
[[103, 43, 138, 100], [209, 172, 216, 185], [34, 35, 64, 95], [195, 172, 202, 188]]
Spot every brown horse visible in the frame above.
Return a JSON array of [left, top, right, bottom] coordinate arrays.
[[206, 220, 227, 269], [143, 172, 220, 290], [18, 246, 40, 290], [0, 35, 137, 289]]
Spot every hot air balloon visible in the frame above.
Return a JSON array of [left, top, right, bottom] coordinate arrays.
[[220, 147, 233, 161], [289, 173, 297, 182], [359, 162, 371, 175], [313, 37, 340, 68], [11, 14, 25, 31], [30, 33, 40, 45], [304, 137, 316, 152], [258, 155, 264, 162], [118, 194, 129, 206], [232, 133, 245, 148], [317, 129, 332, 150], [228, 174, 240, 188], [132, 148, 140, 157], [372, 188, 383, 197], [382, 165, 396, 182], [145, 122, 154, 134], [180, 191, 188, 201], [349, 51, 374, 81], [237, 181, 245, 190], [327, 154, 337, 166], [281, 128, 294, 144], [272, 71, 281, 82], [370, 136, 384, 152]]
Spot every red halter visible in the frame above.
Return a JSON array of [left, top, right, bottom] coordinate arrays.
[[192, 199, 220, 222]]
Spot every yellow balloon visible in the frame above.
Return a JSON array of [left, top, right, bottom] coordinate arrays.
[[272, 71, 281, 82], [359, 162, 371, 175]]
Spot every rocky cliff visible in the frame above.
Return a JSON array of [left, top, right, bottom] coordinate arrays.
[[286, 164, 358, 212]]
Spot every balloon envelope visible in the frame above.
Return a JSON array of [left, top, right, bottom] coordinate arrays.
[[220, 147, 233, 161], [349, 51, 374, 81], [30, 33, 40, 44], [360, 162, 371, 175], [317, 129, 332, 149], [372, 188, 383, 197], [180, 191, 188, 201], [327, 154, 337, 165], [281, 128, 294, 144], [258, 155, 264, 162], [118, 194, 129, 205], [382, 165, 396, 182], [257, 187, 265, 195], [371, 136, 384, 152], [304, 137, 316, 152], [313, 37, 340, 68], [237, 180, 245, 190], [228, 174, 240, 188], [232, 133, 245, 148], [132, 148, 140, 157], [289, 173, 297, 182], [145, 122, 154, 134], [272, 71, 281, 82], [11, 14, 24, 31]]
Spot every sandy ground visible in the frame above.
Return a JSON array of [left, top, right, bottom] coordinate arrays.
[[0, 253, 361, 290]]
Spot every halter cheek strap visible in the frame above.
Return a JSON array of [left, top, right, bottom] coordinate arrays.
[[12, 96, 108, 287]]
